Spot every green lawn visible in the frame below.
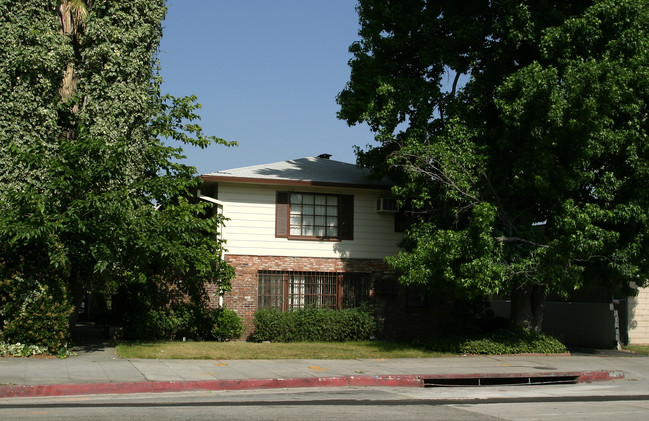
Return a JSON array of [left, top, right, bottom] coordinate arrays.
[[115, 341, 452, 360], [624, 345, 649, 356]]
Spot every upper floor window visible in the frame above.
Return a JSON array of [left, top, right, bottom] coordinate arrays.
[[289, 193, 338, 237], [275, 191, 353, 240]]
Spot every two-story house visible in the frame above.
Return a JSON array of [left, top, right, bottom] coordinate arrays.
[[198, 154, 442, 338], [198, 154, 649, 346]]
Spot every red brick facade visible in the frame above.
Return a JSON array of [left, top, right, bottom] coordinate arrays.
[[210, 255, 392, 335], [210, 254, 451, 340]]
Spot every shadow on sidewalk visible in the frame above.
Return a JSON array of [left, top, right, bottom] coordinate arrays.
[[567, 346, 646, 357], [71, 322, 114, 355]]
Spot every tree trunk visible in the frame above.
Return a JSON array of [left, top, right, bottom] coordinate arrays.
[[510, 282, 546, 332], [57, 1, 87, 109]]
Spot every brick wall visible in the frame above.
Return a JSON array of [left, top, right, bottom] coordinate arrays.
[[212, 254, 451, 340], [212, 254, 395, 336]]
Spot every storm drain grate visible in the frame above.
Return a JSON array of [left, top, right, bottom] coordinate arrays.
[[423, 375, 579, 387]]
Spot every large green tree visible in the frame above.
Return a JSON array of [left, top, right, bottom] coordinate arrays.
[[0, 0, 234, 341], [338, 0, 649, 330]]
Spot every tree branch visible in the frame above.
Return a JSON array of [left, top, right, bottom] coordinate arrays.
[[450, 71, 461, 98], [495, 236, 548, 248]]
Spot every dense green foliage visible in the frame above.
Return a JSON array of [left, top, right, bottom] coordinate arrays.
[[211, 307, 246, 342], [253, 306, 377, 342], [338, 0, 649, 330], [123, 300, 243, 342], [0, 1, 234, 351], [414, 328, 568, 355], [0, 257, 73, 354]]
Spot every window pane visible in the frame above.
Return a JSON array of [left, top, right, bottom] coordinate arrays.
[[302, 194, 314, 204], [290, 274, 305, 309], [258, 271, 284, 309], [342, 273, 370, 308], [290, 226, 301, 235], [290, 215, 301, 225], [266, 271, 351, 311], [285, 193, 343, 239]]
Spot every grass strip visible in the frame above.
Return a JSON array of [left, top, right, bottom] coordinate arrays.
[[115, 340, 452, 360], [623, 345, 649, 356]]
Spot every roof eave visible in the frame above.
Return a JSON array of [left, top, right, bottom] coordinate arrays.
[[200, 175, 392, 190]]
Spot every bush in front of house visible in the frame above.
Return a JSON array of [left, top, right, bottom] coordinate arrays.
[[122, 302, 243, 342], [120, 279, 244, 342], [0, 266, 73, 355], [252, 305, 376, 342], [413, 326, 568, 355], [210, 307, 245, 341]]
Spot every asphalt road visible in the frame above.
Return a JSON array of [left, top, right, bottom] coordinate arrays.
[[2, 384, 649, 420]]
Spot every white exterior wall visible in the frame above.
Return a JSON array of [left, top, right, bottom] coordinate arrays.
[[217, 182, 402, 260], [628, 286, 649, 345]]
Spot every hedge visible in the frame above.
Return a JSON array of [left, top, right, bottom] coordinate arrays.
[[253, 306, 376, 342], [413, 327, 568, 354], [123, 303, 244, 341]]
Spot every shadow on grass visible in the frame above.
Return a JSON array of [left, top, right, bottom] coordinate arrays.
[[112, 328, 574, 359], [361, 341, 432, 353]]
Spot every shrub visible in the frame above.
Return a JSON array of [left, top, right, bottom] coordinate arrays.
[[122, 302, 243, 341], [252, 307, 290, 342], [210, 307, 244, 341], [168, 302, 212, 340], [0, 342, 49, 358], [253, 305, 376, 342], [413, 327, 568, 355], [0, 271, 73, 355]]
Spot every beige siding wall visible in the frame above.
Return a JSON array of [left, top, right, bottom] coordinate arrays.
[[217, 182, 402, 260], [629, 286, 649, 345]]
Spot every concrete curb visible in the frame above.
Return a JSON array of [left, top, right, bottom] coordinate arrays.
[[0, 370, 623, 399]]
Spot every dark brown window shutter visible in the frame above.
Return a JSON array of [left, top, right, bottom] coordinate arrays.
[[339, 194, 354, 240], [275, 191, 289, 237]]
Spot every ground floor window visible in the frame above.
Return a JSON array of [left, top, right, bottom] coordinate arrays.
[[258, 271, 370, 311]]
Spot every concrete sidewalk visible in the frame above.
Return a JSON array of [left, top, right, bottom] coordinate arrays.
[[1, 339, 646, 398]]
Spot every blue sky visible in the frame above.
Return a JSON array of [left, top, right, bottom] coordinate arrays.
[[159, 1, 373, 175]]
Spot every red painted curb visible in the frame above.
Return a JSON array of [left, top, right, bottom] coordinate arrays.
[[577, 370, 625, 383], [0, 370, 622, 398], [348, 375, 424, 388]]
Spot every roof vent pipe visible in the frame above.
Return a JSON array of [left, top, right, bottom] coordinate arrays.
[[317, 154, 332, 159]]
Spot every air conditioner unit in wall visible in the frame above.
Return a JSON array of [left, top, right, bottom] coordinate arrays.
[[376, 197, 398, 213]]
